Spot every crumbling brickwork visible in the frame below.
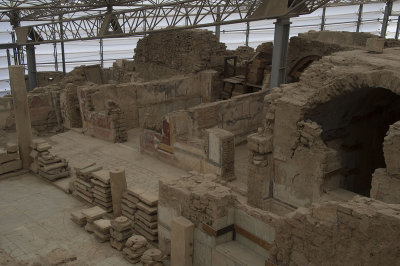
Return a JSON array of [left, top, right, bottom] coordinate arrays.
[[134, 30, 227, 80], [271, 197, 400, 265]]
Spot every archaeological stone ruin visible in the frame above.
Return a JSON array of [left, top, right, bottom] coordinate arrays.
[[1, 1, 400, 266]]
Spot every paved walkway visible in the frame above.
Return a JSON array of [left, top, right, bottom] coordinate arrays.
[[0, 173, 131, 265], [48, 129, 186, 193]]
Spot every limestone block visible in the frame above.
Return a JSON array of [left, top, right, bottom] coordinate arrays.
[[371, 168, 400, 204], [366, 38, 385, 53], [6, 142, 18, 153], [205, 128, 235, 180], [0, 159, 22, 175], [110, 167, 127, 216], [171, 216, 194, 266], [0, 149, 19, 164]]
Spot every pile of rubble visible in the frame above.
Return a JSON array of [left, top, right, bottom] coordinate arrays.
[[0, 142, 22, 175], [73, 162, 102, 203], [123, 235, 148, 264], [30, 139, 70, 181], [110, 216, 133, 251], [91, 169, 113, 212], [141, 248, 167, 266]]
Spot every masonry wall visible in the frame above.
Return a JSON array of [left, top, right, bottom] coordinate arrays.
[[134, 30, 227, 81], [0, 92, 59, 132]]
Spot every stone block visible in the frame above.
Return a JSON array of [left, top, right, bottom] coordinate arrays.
[[0, 149, 20, 164], [0, 159, 22, 175], [171, 216, 194, 266], [110, 167, 127, 216], [6, 142, 18, 153], [366, 38, 385, 53]]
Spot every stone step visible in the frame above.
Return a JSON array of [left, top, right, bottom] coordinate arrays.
[[212, 241, 268, 266]]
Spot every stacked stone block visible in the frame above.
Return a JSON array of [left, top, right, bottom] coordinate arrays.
[[122, 188, 139, 223], [110, 216, 133, 251], [73, 162, 102, 203], [93, 219, 112, 243], [91, 170, 113, 212], [81, 206, 107, 233], [122, 235, 148, 264], [70, 210, 87, 227], [30, 139, 70, 181], [0, 142, 22, 175], [133, 190, 158, 242]]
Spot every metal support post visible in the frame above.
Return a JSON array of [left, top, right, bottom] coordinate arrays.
[[100, 38, 104, 68], [246, 22, 250, 46], [59, 15, 66, 75], [215, 6, 221, 41], [395, 16, 400, 40], [26, 44, 37, 91], [356, 4, 363, 32], [381, 0, 393, 38], [6, 49, 11, 67], [321, 7, 326, 31], [270, 18, 291, 90]]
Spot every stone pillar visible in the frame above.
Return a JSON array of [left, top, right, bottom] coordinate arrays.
[[171, 216, 194, 266], [9, 66, 32, 169], [110, 167, 127, 216]]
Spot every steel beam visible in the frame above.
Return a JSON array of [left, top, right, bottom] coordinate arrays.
[[14, 0, 336, 45], [26, 44, 37, 91], [270, 18, 291, 90], [381, 0, 393, 38], [396, 16, 400, 40], [320, 7, 326, 31], [356, 4, 363, 32]]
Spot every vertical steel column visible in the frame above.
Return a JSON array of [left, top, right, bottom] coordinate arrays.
[[52, 18, 58, 71], [356, 4, 364, 32], [215, 6, 221, 41], [321, 7, 326, 31], [6, 49, 11, 67], [26, 44, 37, 91], [270, 18, 291, 90], [59, 15, 66, 75], [395, 16, 400, 40], [246, 22, 250, 46], [381, 0, 393, 38], [100, 38, 104, 68]]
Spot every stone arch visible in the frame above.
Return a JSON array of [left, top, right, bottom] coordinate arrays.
[[287, 55, 322, 83], [272, 51, 400, 207], [302, 71, 400, 196]]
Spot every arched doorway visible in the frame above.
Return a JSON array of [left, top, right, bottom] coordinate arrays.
[[305, 87, 400, 196]]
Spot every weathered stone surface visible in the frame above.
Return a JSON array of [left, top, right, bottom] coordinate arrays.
[[171, 216, 194, 266]]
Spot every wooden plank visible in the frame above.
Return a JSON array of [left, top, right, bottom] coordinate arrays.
[[234, 225, 271, 251]]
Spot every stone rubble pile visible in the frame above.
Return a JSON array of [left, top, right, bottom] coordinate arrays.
[[122, 235, 148, 264], [30, 139, 70, 181], [0, 142, 22, 175], [93, 219, 112, 243], [73, 162, 102, 203], [141, 248, 167, 266], [91, 170, 113, 212], [110, 216, 133, 251], [81, 206, 107, 234]]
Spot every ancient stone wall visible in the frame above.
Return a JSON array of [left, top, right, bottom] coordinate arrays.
[[134, 30, 227, 80], [247, 48, 400, 208], [371, 121, 400, 203], [271, 197, 400, 266]]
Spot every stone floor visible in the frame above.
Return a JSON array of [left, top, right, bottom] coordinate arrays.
[[47, 128, 186, 193], [0, 173, 132, 265]]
